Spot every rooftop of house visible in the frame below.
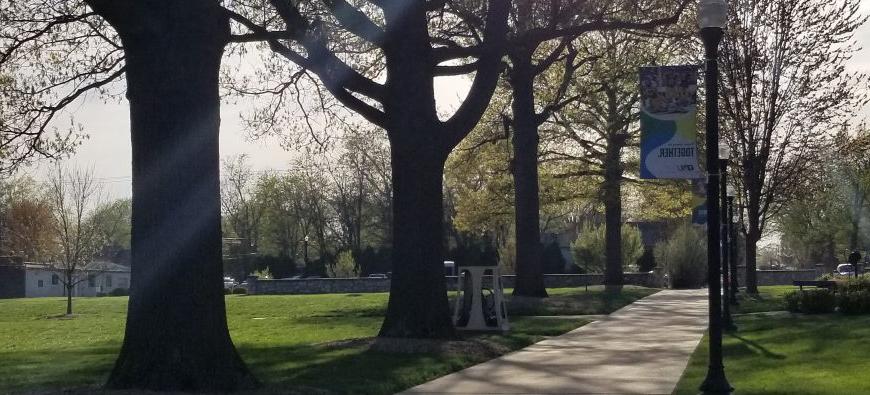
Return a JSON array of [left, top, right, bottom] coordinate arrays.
[[23, 261, 130, 273]]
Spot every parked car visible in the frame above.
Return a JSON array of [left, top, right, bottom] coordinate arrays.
[[223, 277, 236, 289], [836, 263, 856, 276]]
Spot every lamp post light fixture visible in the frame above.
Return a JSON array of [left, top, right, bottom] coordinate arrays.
[[719, 145, 736, 332], [303, 235, 310, 269], [699, 0, 733, 393], [727, 186, 739, 305]]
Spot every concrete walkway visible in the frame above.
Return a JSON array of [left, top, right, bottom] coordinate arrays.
[[401, 289, 708, 395]]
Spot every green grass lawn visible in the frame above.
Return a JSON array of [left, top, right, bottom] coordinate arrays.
[[675, 286, 870, 394], [732, 285, 793, 314], [674, 313, 870, 395], [0, 286, 656, 394]]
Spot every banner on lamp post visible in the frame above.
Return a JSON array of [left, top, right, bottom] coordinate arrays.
[[639, 65, 701, 179]]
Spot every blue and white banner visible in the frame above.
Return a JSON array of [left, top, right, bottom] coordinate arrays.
[[639, 65, 701, 179]]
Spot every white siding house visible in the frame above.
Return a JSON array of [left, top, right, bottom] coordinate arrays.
[[23, 262, 131, 297]]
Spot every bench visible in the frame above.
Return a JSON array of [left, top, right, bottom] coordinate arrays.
[[793, 280, 837, 291]]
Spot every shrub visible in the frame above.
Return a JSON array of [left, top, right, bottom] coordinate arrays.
[[636, 248, 656, 272], [328, 250, 360, 278], [815, 273, 835, 281], [249, 268, 273, 279], [655, 224, 706, 289], [232, 287, 247, 294], [783, 289, 836, 314], [354, 246, 392, 275], [497, 230, 516, 274], [839, 275, 870, 292], [109, 287, 129, 296], [784, 291, 800, 312], [542, 241, 567, 274], [570, 223, 644, 273], [223, 287, 231, 295], [838, 290, 870, 315]]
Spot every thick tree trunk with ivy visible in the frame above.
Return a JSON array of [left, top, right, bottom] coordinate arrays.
[[88, 0, 258, 390], [509, 51, 548, 298]]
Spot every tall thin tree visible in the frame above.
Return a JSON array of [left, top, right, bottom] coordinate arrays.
[[719, 0, 868, 293], [47, 165, 102, 315]]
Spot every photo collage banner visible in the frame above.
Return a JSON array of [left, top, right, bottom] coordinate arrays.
[[639, 65, 701, 179]]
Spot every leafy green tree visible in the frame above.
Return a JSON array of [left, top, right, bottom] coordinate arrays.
[[777, 127, 870, 268], [327, 129, 393, 252], [0, 175, 54, 259], [571, 223, 644, 273], [328, 250, 359, 278], [655, 223, 706, 288], [89, 198, 131, 263], [833, 126, 870, 251], [249, 267, 273, 279], [544, 28, 693, 289]]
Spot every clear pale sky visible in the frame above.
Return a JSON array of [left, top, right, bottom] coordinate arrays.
[[22, 1, 870, 199]]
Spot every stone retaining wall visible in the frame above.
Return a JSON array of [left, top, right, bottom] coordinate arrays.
[[246, 272, 659, 295], [734, 268, 819, 286]]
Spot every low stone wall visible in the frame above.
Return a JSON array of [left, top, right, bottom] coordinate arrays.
[[734, 268, 819, 286], [246, 277, 391, 295], [246, 272, 659, 295]]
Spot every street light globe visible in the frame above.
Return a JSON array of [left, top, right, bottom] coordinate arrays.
[[718, 142, 730, 159], [698, 0, 728, 29]]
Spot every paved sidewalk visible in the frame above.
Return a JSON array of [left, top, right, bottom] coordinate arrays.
[[401, 289, 708, 395]]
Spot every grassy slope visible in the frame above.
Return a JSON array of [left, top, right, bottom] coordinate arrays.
[[0, 286, 656, 394], [675, 286, 870, 394]]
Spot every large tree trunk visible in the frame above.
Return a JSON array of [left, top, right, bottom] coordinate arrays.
[[602, 141, 624, 292], [378, 147, 455, 338], [100, 1, 257, 391], [603, 90, 626, 292], [509, 52, 548, 298], [378, 3, 455, 338], [850, 188, 861, 249], [744, 228, 760, 294], [742, 162, 761, 294]]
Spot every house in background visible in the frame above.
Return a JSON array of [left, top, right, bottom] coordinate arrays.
[[0, 257, 130, 298]]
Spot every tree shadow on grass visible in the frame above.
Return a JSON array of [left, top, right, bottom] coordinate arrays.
[[726, 333, 786, 360], [236, 318, 574, 395], [237, 342, 496, 395], [0, 344, 119, 393], [506, 289, 652, 316]]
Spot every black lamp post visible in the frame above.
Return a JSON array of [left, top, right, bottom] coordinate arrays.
[[719, 146, 736, 331], [699, 0, 733, 393], [727, 191, 739, 305], [303, 234, 310, 271]]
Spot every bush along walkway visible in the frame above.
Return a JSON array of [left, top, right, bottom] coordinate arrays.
[[401, 289, 708, 395]]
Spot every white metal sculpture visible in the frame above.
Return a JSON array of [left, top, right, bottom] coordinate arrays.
[[452, 265, 510, 332]]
